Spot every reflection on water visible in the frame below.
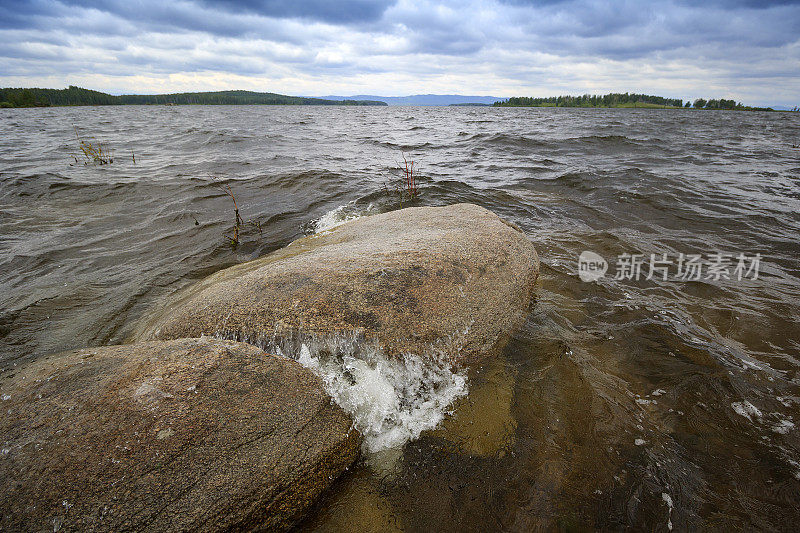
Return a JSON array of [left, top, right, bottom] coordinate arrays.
[[1, 105, 799, 529]]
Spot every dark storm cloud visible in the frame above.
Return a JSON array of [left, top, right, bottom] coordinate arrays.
[[58, 0, 291, 37], [0, 0, 396, 39], [197, 0, 396, 23], [679, 0, 800, 6], [0, 1, 62, 30], [0, 0, 396, 29], [497, 0, 572, 5]]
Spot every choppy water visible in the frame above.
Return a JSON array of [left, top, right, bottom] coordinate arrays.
[[1, 105, 800, 530]]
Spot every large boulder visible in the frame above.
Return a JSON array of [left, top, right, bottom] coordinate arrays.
[[0, 338, 361, 532], [137, 204, 539, 366]]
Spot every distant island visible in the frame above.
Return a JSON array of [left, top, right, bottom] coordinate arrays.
[[0, 86, 388, 108], [317, 94, 507, 106], [494, 93, 775, 111]]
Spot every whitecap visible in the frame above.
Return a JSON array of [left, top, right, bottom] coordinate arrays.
[[731, 401, 762, 421], [276, 334, 467, 454], [771, 418, 794, 434], [313, 202, 376, 233]]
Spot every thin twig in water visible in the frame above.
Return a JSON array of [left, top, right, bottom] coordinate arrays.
[[212, 178, 247, 245], [386, 151, 420, 205], [222, 185, 243, 244], [73, 125, 112, 165], [210, 178, 270, 245], [401, 152, 419, 199], [249, 220, 263, 234]]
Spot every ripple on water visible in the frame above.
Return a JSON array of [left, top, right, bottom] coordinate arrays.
[[1, 106, 800, 530]]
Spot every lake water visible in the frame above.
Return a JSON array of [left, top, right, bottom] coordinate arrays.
[[1, 105, 799, 530]]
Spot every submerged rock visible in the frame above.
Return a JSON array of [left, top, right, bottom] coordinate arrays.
[[299, 468, 404, 532], [428, 354, 518, 456], [0, 338, 361, 532], [137, 204, 539, 367]]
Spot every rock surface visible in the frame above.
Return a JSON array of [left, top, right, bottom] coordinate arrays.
[[137, 204, 539, 366], [0, 338, 361, 532]]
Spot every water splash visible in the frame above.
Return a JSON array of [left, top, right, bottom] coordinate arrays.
[[278, 334, 468, 453], [313, 202, 376, 233]]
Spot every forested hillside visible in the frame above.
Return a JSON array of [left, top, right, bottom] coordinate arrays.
[[0, 86, 387, 107]]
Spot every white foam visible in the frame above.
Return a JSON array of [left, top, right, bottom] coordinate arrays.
[[740, 358, 763, 371], [292, 337, 468, 453], [771, 418, 795, 434], [776, 396, 796, 407], [732, 401, 762, 421], [788, 458, 800, 480], [314, 202, 376, 233], [662, 492, 674, 531]]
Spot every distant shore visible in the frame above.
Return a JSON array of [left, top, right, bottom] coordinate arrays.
[[1, 86, 793, 111], [494, 93, 779, 111], [0, 86, 387, 108]]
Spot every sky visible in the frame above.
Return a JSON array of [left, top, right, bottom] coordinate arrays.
[[0, 0, 798, 106]]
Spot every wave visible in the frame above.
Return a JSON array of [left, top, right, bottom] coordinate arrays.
[[566, 134, 642, 147], [290, 335, 468, 453], [312, 201, 377, 233], [462, 132, 551, 149], [218, 329, 469, 454]]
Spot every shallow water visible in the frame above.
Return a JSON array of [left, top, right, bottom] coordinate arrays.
[[1, 105, 800, 530]]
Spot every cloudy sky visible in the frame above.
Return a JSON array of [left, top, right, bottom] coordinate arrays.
[[1, 0, 798, 105]]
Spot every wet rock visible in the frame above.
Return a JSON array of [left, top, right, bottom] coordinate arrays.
[[137, 204, 539, 367], [0, 338, 361, 532]]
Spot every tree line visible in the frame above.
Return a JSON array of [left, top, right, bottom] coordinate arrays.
[[0, 86, 388, 107], [494, 92, 776, 111], [495, 93, 684, 108], [690, 98, 772, 111]]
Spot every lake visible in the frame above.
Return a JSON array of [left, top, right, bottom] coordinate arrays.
[[1, 105, 799, 530]]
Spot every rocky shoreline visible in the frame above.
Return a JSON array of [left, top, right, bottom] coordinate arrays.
[[1, 204, 539, 531]]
